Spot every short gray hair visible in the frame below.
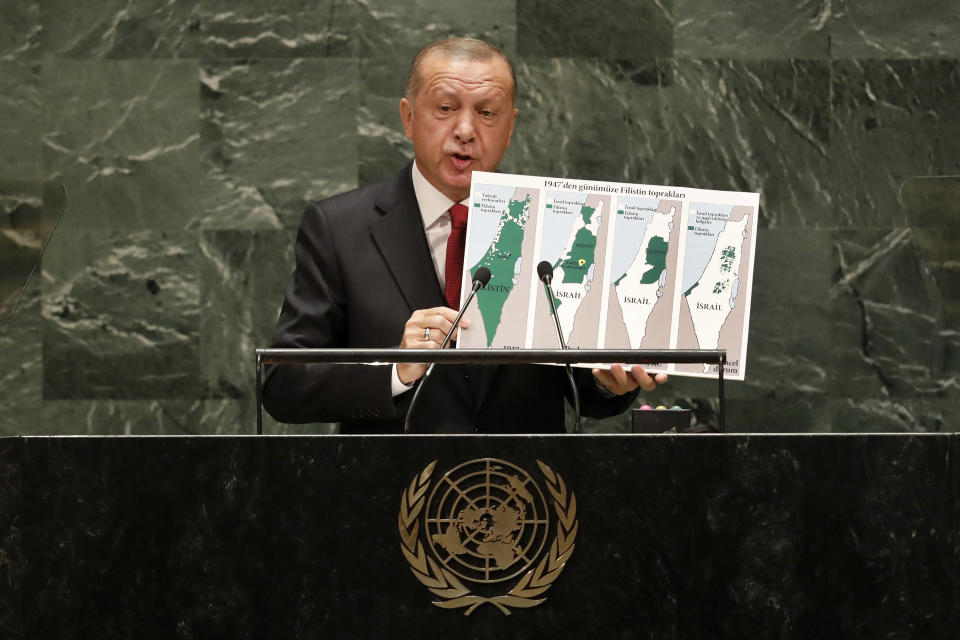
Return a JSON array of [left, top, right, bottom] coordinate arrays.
[[405, 37, 517, 104]]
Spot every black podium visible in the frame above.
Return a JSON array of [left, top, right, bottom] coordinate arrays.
[[2, 433, 956, 639]]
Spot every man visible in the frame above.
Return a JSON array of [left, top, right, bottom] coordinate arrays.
[[263, 37, 667, 433]]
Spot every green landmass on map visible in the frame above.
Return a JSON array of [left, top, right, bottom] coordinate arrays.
[[554, 226, 597, 285], [580, 204, 595, 224], [547, 286, 561, 313], [470, 194, 531, 346], [720, 246, 735, 272], [639, 236, 668, 284]]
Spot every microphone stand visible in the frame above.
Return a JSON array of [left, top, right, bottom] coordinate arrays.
[[403, 270, 489, 433], [538, 264, 582, 434]]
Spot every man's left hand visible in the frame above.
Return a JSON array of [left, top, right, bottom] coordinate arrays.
[[592, 364, 668, 395]]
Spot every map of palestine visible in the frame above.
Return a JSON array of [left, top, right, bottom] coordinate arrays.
[[461, 185, 539, 348], [457, 172, 759, 381]]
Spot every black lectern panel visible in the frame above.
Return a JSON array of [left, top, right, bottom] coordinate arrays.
[[1, 435, 957, 639]]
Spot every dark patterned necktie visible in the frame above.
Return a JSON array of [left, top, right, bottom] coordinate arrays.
[[444, 203, 469, 309]]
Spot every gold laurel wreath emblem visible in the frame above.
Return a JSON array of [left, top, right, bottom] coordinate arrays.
[[398, 460, 578, 616]]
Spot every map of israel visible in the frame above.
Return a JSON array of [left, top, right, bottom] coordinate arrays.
[[458, 172, 759, 381], [604, 198, 681, 355], [675, 203, 754, 377], [531, 193, 610, 348]]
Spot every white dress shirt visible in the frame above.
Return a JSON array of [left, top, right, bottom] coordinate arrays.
[[391, 161, 469, 396]]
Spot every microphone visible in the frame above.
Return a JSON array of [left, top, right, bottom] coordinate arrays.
[[537, 261, 582, 434], [537, 260, 553, 285], [403, 267, 491, 432], [438, 267, 490, 350]]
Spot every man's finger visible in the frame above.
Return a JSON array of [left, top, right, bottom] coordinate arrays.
[[592, 364, 667, 395], [592, 367, 628, 396], [400, 307, 475, 351], [627, 365, 659, 392], [609, 363, 629, 388]]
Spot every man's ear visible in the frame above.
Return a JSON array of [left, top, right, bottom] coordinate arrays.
[[399, 98, 414, 140]]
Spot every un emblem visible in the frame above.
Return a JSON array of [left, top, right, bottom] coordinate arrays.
[[398, 458, 578, 615]]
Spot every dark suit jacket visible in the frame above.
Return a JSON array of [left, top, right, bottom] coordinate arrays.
[[262, 164, 638, 433]]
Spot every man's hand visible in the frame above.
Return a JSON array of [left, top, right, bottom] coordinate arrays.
[[592, 364, 668, 395], [397, 307, 471, 385]]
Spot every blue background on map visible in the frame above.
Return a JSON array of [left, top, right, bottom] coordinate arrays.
[[539, 191, 586, 263], [466, 184, 523, 266], [611, 197, 659, 280]]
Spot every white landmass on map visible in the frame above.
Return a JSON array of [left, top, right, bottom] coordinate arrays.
[[615, 206, 675, 347], [686, 214, 749, 373]]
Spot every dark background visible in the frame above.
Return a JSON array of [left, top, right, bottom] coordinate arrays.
[[4, 434, 957, 638], [1, 0, 959, 435]]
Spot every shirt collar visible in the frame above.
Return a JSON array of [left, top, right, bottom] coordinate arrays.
[[411, 160, 468, 228]]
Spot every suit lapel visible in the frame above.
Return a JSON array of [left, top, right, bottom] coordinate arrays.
[[370, 166, 444, 313], [370, 164, 501, 417], [370, 166, 478, 415]]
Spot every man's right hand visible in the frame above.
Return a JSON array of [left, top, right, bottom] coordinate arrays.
[[397, 307, 471, 385]]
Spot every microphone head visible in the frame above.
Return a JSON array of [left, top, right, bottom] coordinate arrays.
[[473, 267, 492, 288], [537, 260, 554, 283]]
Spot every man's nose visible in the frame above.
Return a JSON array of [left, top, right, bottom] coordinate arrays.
[[452, 111, 476, 143]]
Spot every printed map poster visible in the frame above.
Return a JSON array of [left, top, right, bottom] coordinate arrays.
[[458, 171, 759, 381]]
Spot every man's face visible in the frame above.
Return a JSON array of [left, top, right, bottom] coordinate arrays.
[[400, 52, 519, 202]]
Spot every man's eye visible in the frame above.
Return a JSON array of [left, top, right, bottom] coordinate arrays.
[[480, 110, 495, 117], [439, 105, 454, 112]]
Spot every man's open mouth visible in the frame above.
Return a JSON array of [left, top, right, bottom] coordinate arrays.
[[449, 153, 473, 170]]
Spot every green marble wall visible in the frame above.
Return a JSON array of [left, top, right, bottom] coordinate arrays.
[[1, 1, 959, 435]]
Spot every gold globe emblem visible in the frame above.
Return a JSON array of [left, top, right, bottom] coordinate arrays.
[[426, 459, 550, 583], [399, 458, 578, 615]]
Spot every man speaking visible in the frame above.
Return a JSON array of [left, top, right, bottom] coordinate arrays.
[[263, 37, 667, 433]]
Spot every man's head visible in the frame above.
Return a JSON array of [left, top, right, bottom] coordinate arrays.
[[400, 37, 519, 202]]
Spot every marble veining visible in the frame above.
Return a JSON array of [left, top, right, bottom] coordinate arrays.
[[0, 0, 957, 435]]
